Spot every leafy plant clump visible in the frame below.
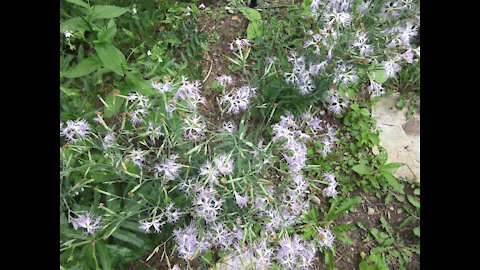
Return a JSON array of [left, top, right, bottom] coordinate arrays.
[[60, 0, 420, 269]]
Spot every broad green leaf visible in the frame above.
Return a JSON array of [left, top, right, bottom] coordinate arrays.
[[352, 164, 371, 175], [381, 162, 404, 174], [372, 65, 388, 84], [63, 57, 102, 78], [413, 226, 420, 237], [396, 96, 406, 109], [238, 7, 262, 22], [382, 172, 404, 194], [65, 0, 90, 9], [91, 5, 129, 20], [60, 17, 89, 33], [96, 241, 112, 270], [247, 21, 263, 39], [360, 108, 370, 116], [97, 19, 117, 42], [407, 195, 420, 208], [368, 133, 380, 145], [351, 103, 360, 112], [95, 43, 126, 76]]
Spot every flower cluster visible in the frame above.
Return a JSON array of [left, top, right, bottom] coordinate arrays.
[[284, 51, 320, 95]]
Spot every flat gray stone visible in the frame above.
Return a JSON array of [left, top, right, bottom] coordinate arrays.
[[372, 93, 420, 182]]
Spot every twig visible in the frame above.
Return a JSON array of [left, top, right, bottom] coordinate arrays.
[[203, 59, 213, 83]]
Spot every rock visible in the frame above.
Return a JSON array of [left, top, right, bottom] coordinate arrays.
[[372, 93, 420, 182], [389, 206, 394, 211], [367, 207, 375, 215], [397, 208, 403, 214], [231, 15, 239, 21]]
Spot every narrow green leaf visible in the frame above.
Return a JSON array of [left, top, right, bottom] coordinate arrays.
[[112, 229, 145, 248], [60, 86, 78, 96], [327, 196, 362, 221], [96, 241, 112, 270], [398, 216, 414, 228], [379, 216, 393, 237], [382, 172, 404, 194], [407, 195, 420, 208]]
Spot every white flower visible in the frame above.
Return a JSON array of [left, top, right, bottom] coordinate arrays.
[[147, 50, 152, 56], [199, 3, 206, 9], [132, 7, 137, 14], [64, 30, 72, 38]]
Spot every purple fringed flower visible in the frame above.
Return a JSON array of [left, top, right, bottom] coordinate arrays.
[[193, 186, 223, 223], [235, 193, 249, 208], [165, 202, 181, 223], [367, 80, 385, 98], [382, 59, 401, 78], [317, 227, 335, 248], [174, 77, 206, 110], [151, 80, 172, 93], [155, 154, 181, 181], [102, 132, 116, 150], [139, 220, 153, 233], [214, 153, 234, 176], [174, 223, 211, 261], [131, 149, 146, 168], [220, 85, 256, 115], [221, 121, 237, 133], [216, 75, 234, 86], [276, 234, 317, 269], [253, 238, 273, 269], [182, 114, 206, 141], [70, 212, 102, 235], [199, 160, 219, 184], [130, 108, 148, 125], [61, 119, 91, 142], [146, 122, 163, 144], [127, 92, 149, 108]]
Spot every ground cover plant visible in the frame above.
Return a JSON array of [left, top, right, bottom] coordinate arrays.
[[60, 0, 420, 269]]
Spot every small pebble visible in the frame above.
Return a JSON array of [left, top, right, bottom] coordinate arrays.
[[367, 207, 375, 215], [232, 16, 239, 21], [397, 208, 403, 214], [389, 206, 394, 211]]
